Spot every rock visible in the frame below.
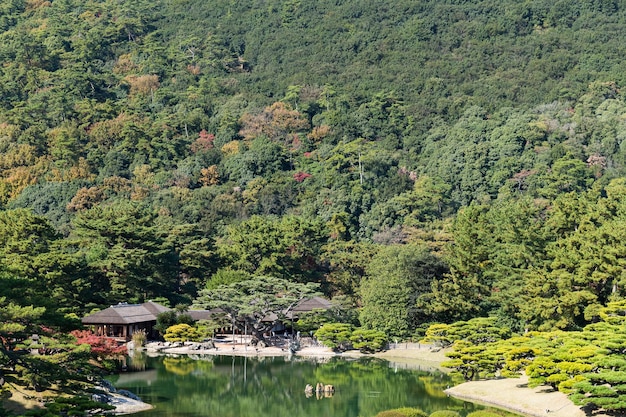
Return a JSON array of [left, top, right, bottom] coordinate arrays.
[[117, 389, 141, 401], [99, 380, 117, 393]]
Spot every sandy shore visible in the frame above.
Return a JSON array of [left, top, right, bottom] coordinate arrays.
[[130, 340, 599, 417], [445, 375, 586, 417]]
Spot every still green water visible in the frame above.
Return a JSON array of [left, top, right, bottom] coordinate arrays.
[[108, 354, 495, 417]]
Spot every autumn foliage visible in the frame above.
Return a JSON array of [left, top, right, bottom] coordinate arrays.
[[239, 102, 309, 142], [293, 171, 312, 182], [71, 330, 127, 358]]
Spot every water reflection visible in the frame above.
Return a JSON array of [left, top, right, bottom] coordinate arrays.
[[109, 354, 483, 417]]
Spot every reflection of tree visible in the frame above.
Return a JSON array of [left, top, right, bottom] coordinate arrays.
[[127, 350, 147, 371], [162, 356, 212, 376], [113, 356, 482, 417]]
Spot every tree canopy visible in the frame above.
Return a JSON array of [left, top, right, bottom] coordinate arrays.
[[6, 0, 626, 412], [193, 276, 319, 343]]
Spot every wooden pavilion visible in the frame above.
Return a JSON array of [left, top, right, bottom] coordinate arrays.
[[81, 296, 333, 341], [81, 301, 170, 341]]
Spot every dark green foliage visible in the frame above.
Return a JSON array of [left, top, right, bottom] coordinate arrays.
[[7, 1, 626, 411], [216, 215, 328, 283], [23, 396, 115, 417], [0, 298, 108, 407], [194, 276, 320, 344], [70, 202, 180, 304], [294, 296, 359, 332], [155, 311, 194, 338], [360, 244, 447, 339], [8, 181, 89, 233]]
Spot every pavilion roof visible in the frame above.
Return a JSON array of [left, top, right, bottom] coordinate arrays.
[[291, 296, 333, 314], [82, 302, 171, 325]]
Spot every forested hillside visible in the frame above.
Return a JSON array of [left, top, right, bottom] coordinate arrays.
[[2, 0, 626, 336]]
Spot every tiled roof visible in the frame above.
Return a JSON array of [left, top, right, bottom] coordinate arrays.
[[292, 296, 333, 313], [272, 296, 333, 321], [143, 301, 171, 316], [82, 302, 171, 325], [81, 297, 332, 325], [187, 309, 223, 321]]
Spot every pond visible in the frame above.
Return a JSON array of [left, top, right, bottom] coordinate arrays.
[[108, 353, 507, 417]]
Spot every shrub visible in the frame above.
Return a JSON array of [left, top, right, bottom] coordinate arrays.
[[71, 330, 127, 358], [164, 324, 202, 342], [375, 408, 428, 417], [350, 328, 388, 353], [314, 323, 353, 351], [467, 411, 508, 417], [375, 412, 406, 417], [429, 411, 461, 417], [132, 329, 147, 347]]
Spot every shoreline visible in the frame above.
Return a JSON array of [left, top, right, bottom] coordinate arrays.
[[119, 341, 597, 417], [444, 375, 587, 417]]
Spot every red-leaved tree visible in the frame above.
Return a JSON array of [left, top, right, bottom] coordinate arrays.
[[71, 330, 127, 359]]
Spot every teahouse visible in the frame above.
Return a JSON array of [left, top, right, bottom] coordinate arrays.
[[82, 297, 333, 341], [81, 301, 170, 341]]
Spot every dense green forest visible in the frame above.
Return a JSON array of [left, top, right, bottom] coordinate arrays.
[[4, 0, 626, 411], [3, 0, 626, 330]]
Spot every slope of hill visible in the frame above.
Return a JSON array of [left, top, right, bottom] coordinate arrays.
[[1, 0, 626, 333]]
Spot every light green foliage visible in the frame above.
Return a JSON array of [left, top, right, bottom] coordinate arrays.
[[592, 300, 626, 325], [374, 407, 427, 417], [132, 329, 147, 347], [314, 323, 353, 351], [444, 303, 626, 414], [565, 304, 626, 410], [429, 411, 460, 417], [423, 318, 510, 348], [442, 340, 507, 381], [204, 268, 250, 290], [164, 324, 203, 342], [0, 296, 45, 335], [498, 343, 539, 377], [426, 318, 513, 380], [350, 328, 388, 353], [466, 412, 508, 417], [422, 324, 454, 348]]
